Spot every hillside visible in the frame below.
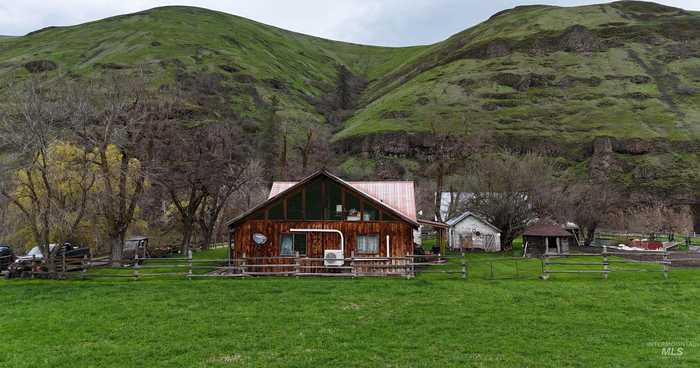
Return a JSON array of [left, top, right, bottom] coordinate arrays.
[[343, 2, 700, 141], [0, 1, 699, 197]]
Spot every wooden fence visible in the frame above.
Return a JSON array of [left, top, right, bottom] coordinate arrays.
[[7, 248, 700, 281], [542, 246, 670, 280], [4, 252, 470, 279]]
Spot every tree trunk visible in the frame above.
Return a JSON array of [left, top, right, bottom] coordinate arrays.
[[181, 219, 194, 255], [109, 231, 125, 267], [434, 163, 444, 222], [584, 225, 597, 246], [201, 230, 213, 251], [502, 232, 515, 252]]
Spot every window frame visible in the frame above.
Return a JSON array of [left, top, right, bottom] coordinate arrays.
[[280, 233, 308, 256], [356, 234, 380, 255]]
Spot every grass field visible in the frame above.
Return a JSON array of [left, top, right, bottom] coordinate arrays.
[[2, 247, 700, 367]]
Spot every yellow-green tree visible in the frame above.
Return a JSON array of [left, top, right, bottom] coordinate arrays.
[[7, 142, 96, 250]]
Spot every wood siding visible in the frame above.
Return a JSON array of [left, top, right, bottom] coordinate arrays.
[[232, 220, 414, 259]]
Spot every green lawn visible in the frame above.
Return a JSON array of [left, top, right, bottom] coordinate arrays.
[[2, 253, 700, 367]]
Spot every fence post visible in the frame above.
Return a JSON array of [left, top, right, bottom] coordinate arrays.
[[351, 251, 356, 278], [411, 251, 416, 279], [540, 255, 549, 280], [514, 259, 519, 279], [295, 251, 300, 278], [663, 248, 669, 279], [62, 252, 67, 279], [134, 252, 140, 279], [81, 254, 88, 280], [187, 249, 193, 280], [405, 252, 411, 280], [31, 255, 36, 279], [242, 252, 247, 277], [603, 245, 609, 280], [490, 261, 494, 280], [461, 252, 467, 280]]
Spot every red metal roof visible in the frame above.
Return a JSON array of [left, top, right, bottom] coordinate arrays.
[[270, 180, 417, 221], [226, 170, 419, 227], [523, 222, 572, 237]]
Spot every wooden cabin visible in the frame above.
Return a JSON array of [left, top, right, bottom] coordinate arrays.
[[523, 222, 573, 256], [226, 170, 419, 276]]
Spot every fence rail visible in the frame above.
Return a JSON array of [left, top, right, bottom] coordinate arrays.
[[4, 247, 695, 281], [541, 246, 670, 280]]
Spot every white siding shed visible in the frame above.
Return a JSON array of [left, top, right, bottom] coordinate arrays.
[[446, 212, 501, 252]]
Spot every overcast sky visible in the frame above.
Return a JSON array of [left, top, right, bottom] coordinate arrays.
[[1, 0, 698, 46]]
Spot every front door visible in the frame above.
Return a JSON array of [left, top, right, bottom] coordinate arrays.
[[547, 237, 559, 254]]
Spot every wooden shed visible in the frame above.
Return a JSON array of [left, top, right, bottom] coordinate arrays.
[[226, 170, 419, 275], [523, 222, 573, 256], [446, 211, 501, 252]]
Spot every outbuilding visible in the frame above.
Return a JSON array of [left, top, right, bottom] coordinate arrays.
[[446, 212, 501, 252], [226, 170, 419, 275], [523, 222, 573, 256]]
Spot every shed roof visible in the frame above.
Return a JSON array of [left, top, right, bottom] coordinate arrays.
[[226, 170, 419, 227], [523, 222, 572, 237], [446, 211, 501, 233]]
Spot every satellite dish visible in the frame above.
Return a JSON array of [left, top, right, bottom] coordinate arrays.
[[253, 233, 267, 245]]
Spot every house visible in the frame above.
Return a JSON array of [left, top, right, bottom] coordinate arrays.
[[523, 222, 573, 256], [446, 211, 501, 252], [226, 170, 419, 275]]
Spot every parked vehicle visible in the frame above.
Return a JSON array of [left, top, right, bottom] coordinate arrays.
[[0, 245, 14, 271], [123, 236, 149, 262], [6, 243, 89, 278]]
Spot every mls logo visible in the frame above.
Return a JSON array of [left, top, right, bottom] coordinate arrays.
[[662, 347, 684, 357]]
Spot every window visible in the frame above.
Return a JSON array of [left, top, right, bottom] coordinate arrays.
[[281, 233, 307, 256], [305, 179, 324, 220], [357, 235, 379, 254], [346, 192, 361, 221], [287, 191, 303, 220], [325, 180, 344, 220], [363, 202, 379, 221], [268, 201, 284, 220]]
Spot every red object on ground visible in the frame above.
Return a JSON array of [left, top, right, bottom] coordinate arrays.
[[631, 240, 663, 250]]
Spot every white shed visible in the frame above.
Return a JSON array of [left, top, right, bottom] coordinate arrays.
[[446, 212, 501, 252]]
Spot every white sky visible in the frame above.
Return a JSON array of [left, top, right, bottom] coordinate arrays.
[[0, 0, 698, 46]]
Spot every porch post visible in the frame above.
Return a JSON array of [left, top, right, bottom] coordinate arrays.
[[556, 237, 561, 254]]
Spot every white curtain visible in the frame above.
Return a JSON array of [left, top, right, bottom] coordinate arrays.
[[280, 234, 293, 256], [357, 235, 379, 254]]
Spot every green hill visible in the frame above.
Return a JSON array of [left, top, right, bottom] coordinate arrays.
[[0, 6, 421, 125], [0, 1, 699, 196], [342, 2, 700, 140]]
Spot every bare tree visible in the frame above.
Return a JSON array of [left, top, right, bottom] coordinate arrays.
[[71, 74, 159, 264], [148, 120, 258, 253], [563, 181, 622, 245], [197, 159, 264, 249], [464, 150, 561, 250], [626, 197, 691, 239], [0, 78, 94, 272], [420, 122, 488, 222]]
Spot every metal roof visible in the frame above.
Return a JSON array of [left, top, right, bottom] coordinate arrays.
[[270, 180, 417, 221], [445, 211, 501, 233], [226, 170, 419, 227], [523, 222, 572, 237]]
